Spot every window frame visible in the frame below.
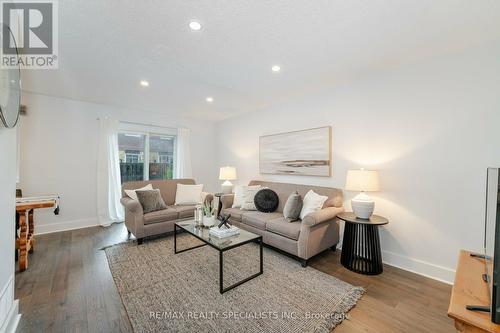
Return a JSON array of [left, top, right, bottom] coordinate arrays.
[[118, 123, 177, 182]]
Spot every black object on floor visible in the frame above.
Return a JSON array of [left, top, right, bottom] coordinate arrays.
[[338, 212, 389, 275]]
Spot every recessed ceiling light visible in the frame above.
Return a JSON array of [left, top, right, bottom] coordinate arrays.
[[140, 80, 149, 87], [189, 20, 202, 31], [272, 65, 281, 72], [206, 97, 214, 103]]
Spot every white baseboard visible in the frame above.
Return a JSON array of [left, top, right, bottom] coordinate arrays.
[[1, 300, 20, 333], [337, 244, 455, 284], [0, 276, 20, 333], [381, 250, 455, 284], [35, 217, 99, 235]]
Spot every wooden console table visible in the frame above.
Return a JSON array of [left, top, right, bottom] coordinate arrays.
[[16, 199, 55, 272], [448, 250, 500, 332]]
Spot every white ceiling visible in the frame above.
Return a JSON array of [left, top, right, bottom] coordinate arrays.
[[21, 0, 500, 121]]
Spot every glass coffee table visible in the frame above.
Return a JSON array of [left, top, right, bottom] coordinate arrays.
[[174, 221, 263, 294]]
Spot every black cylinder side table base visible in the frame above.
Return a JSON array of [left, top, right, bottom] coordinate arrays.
[[338, 212, 389, 275], [341, 223, 383, 275]]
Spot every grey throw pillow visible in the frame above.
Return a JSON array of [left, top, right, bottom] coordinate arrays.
[[136, 189, 168, 214], [283, 191, 303, 222]]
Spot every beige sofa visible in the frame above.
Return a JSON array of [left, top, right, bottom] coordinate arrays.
[[221, 180, 344, 266], [121, 179, 211, 244]]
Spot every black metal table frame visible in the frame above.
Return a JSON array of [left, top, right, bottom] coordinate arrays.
[[174, 223, 263, 294]]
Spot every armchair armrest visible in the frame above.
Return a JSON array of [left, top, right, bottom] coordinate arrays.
[[221, 194, 234, 209], [302, 206, 344, 227]]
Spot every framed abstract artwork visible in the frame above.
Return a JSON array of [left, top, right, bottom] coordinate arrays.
[[259, 126, 332, 177]]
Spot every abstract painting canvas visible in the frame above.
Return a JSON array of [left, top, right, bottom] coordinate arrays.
[[259, 126, 332, 176]]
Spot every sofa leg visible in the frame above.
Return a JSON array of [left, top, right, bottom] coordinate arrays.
[[137, 238, 143, 245], [331, 245, 337, 252], [300, 259, 308, 268]]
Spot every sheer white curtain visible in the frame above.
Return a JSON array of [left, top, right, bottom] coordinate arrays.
[[174, 127, 192, 178], [97, 117, 124, 226]]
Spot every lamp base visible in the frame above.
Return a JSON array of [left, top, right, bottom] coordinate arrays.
[[221, 180, 233, 194], [351, 192, 375, 219]]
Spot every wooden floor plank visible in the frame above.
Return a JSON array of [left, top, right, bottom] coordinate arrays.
[[15, 223, 456, 332]]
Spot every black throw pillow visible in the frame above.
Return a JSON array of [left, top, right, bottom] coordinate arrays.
[[254, 189, 279, 213]]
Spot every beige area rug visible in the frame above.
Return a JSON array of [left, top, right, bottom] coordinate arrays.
[[105, 234, 364, 333]]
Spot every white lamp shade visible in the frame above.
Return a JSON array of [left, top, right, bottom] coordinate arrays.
[[345, 169, 380, 192], [219, 166, 237, 180]]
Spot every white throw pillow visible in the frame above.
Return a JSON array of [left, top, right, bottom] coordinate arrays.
[[299, 190, 328, 220], [175, 184, 204, 205], [232, 186, 244, 208], [240, 186, 263, 211], [124, 183, 153, 201], [232, 185, 261, 208]]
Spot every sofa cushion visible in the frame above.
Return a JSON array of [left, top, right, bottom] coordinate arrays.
[[221, 207, 243, 222], [143, 208, 179, 225], [300, 190, 328, 220], [169, 205, 195, 219], [266, 217, 302, 240], [174, 184, 204, 205], [240, 186, 262, 211], [124, 183, 153, 201], [232, 185, 261, 209], [122, 179, 196, 206], [136, 189, 168, 214], [254, 188, 279, 213], [247, 180, 344, 212], [283, 191, 303, 222], [242, 211, 283, 231]]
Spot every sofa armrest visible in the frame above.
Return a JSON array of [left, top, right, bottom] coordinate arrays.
[[302, 206, 344, 227], [221, 194, 234, 209], [298, 206, 344, 259], [120, 197, 145, 238], [201, 192, 214, 205], [120, 197, 143, 215]]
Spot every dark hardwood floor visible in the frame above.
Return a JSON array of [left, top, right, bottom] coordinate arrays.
[[15, 224, 455, 332]]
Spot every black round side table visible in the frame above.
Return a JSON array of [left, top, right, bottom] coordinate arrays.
[[338, 212, 389, 275]]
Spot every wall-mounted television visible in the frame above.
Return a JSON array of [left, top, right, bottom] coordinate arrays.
[[469, 168, 500, 322]]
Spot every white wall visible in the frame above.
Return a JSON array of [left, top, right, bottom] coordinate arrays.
[[0, 125, 20, 332], [215, 45, 500, 283], [18, 92, 217, 234]]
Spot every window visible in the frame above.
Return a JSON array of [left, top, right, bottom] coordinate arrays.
[[125, 153, 140, 164], [148, 135, 175, 180], [118, 127, 176, 184], [159, 154, 168, 163]]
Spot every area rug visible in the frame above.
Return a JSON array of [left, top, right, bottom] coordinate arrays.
[[105, 234, 364, 333]]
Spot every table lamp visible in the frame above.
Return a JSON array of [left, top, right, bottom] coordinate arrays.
[[219, 166, 237, 194], [345, 169, 380, 219]]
